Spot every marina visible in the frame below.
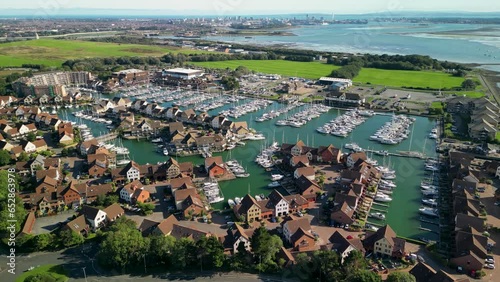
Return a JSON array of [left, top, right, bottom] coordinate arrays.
[[57, 99, 439, 241]]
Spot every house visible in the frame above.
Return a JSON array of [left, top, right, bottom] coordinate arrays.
[[132, 189, 150, 204], [363, 225, 406, 258], [60, 183, 82, 206], [225, 224, 254, 253], [267, 190, 289, 217], [63, 215, 89, 236], [79, 139, 99, 156], [330, 201, 355, 226], [327, 231, 364, 264], [211, 115, 227, 129], [168, 177, 195, 194], [205, 156, 226, 178], [79, 206, 107, 230], [35, 176, 58, 195], [234, 194, 261, 223], [317, 145, 342, 164], [346, 152, 367, 168], [103, 203, 125, 222], [170, 223, 213, 241], [152, 215, 179, 236], [174, 188, 198, 210], [112, 161, 141, 182], [28, 154, 46, 174], [290, 155, 310, 167], [294, 167, 315, 181], [295, 176, 322, 202], [120, 180, 143, 203], [181, 194, 204, 217], [281, 216, 315, 251]]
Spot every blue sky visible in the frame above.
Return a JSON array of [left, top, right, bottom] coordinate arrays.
[[3, 0, 500, 14]]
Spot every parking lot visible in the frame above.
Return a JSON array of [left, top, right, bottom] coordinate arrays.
[[32, 211, 77, 235]]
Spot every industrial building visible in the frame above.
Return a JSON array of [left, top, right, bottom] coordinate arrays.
[[162, 68, 204, 80]]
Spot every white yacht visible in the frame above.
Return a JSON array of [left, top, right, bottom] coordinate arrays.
[[271, 174, 284, 181], [419, 207, 438, 217], [163, 149, 169, 156], [234, 197, 242, 205], [369, 212, 386, 220], [228, 199, 236, 207], [151, 138, 162, 143]]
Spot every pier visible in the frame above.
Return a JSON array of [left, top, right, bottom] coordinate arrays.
[[95, 133, 119, 143]]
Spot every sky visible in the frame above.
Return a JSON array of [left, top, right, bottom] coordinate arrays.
[[2, 0, 500, 15]]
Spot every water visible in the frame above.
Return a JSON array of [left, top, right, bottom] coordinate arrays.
[[200, 22, 500, 65], [58, 104, 438, 240]]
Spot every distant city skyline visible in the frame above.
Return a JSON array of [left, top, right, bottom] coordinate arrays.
[[2, 0, 500, 15]]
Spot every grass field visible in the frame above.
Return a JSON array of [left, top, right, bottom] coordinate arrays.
[[192, 60, 467, 90], [191, 60, 339, 79], [0, 39, 203, 67], [16, 264, 68, 282]]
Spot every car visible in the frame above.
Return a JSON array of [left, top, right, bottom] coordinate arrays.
[[484, 264, 495, 269], [343, 224, 349, 230], [104, 179, 112, 183], [485, 258, 494, 264], [495, 202, 500, 206], [297, 211, 303, 217]]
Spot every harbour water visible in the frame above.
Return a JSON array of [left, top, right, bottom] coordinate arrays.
[[58, 101, 438, 240], [202, 22, 500, 69]]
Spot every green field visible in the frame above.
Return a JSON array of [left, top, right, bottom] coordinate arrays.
[[191, 60, 339, 79], [192, 60, 468, 90], [0, 39, 201, 67], [16, 264, 68, 282], [355, 68, 466, 89]]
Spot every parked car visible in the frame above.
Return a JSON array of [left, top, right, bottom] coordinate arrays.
[[485, 258, 494, 264], [484, 264, 495, 269]]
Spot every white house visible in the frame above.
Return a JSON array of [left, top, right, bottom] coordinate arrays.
[[346, 152, 367, 168], [126, 164, 140, 181], [268, 190, 289, 217], [282, 217, 311, 243], [22, 141, 37, 154], [120, 180, 142, 202], [80, 206, 107, 230], [230, 224, 252, 253], [211, 116, 226, 129]]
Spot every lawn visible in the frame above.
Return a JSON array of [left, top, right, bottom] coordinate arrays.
[[355, 68, 465, 89], [191, 60, 339, 79], [192, 60, 466, 89], [0, 39, 204, 67], [16, 264, 68, 282]]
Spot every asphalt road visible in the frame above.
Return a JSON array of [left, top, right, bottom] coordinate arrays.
[[0, 243, 290, 282]]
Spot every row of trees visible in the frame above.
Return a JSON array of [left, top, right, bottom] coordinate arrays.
[[95, 218, 417, 281]]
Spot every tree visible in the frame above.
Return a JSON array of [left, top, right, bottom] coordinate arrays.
[[386, 272, 417, 282], [18, 151, 30, 162], [196, 236, 226, 269], [0, 170, 27, 234], [137, 202, 155, 215], [348, 270, 382, 282], [60, 148, 69, 157], [461, 79, 477, 90], [220, 76, 240, 90], [59, 229, 84, 247], [251, 227, 283, 265], [148, 235, 176, 267], [98, 220, 149, 269], [34, 233, 55, 251], [0, 150, 11, 166], [27, 132, 36, 142], [171, 238, 197, 270]]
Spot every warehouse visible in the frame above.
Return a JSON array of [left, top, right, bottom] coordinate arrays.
[[164, 68, 204, 80]]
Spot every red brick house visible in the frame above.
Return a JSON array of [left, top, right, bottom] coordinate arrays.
[[205, 156, 226, 178]]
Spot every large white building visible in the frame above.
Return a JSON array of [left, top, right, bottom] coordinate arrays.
[[164, 68, 204, 80]]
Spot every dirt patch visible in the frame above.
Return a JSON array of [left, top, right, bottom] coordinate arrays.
[[122, 48, 158, 54]]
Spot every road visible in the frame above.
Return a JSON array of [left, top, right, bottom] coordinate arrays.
[[0, 243, 289, 282]]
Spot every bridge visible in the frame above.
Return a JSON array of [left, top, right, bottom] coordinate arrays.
[[95, 133, 119, 143]]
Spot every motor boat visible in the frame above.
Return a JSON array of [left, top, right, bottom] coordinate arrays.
[[228, 199, 236, 207], [234, 197, 242, 205], [271, 174, 284, 181], [375, 194, 392, 202], [369, 212, 386, 220], [163, 149, 169, 156], [268, 181, 280, 188], [422, 199, 438, 207], [419, 207, 438, 217]]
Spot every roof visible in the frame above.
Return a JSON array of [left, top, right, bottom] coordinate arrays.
[[65, 215, 88, 233], [364, 224, 397, 248], [79, 205, 103, 220], [103, 203, 124, 220], [138, 219, 159, 236], [171, 223, 210, 241], [455, 213, 485, 232], [409, 262, 437, 282], [237, 194, 260, 215], [155, 215, 179, 236], [295, 167, 315, 178], [268, 190, 287, 207], [20, 212, 36, 235], [283, 217, 311, 235], [165, 68, 203, 75], [169, 177, 195, 190], [290, 227, 315, 244], [174, 188, 198, 203]]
